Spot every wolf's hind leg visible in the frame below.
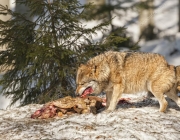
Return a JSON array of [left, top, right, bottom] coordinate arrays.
[[165, 85, 180, 107], [106, 84, 123, 112], [151, 91, 167, 112], [150, 72, 176, 112], [150, 84, 167, 112], [151, 84, 168, 112]]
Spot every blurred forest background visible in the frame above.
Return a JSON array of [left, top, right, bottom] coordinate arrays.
[[0, 0, 180, 109]]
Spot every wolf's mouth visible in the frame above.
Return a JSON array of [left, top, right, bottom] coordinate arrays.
[[81, 87, 93, 98]]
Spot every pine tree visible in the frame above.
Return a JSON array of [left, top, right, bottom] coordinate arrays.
[[0, 0, 128, 106]]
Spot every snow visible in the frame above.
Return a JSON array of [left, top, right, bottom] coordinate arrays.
[[0, 75, 20, 110], [154, 0, 178, 37], [9, 0, 16, 11], [0, 96, 180, 140], [0, 94, 11, 109], [140, 37, 180, 66], [0, 76, 12, 109]]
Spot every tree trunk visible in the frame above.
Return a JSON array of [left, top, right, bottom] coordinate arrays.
[[139, 0, 156, 41], [178, 0, 180, 32]]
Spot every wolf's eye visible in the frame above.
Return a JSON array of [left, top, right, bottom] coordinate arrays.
[[79, 81, 86, 85], [78, 83, 84, 85]]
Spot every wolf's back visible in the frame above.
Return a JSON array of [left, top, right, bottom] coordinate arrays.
[[87, 51, 168, 70]]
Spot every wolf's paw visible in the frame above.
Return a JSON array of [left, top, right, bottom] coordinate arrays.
[[104, 109, 114, 113], [177, 98, 180, 107]]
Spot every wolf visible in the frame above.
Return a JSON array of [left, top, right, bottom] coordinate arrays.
[[76, 51, 180, 112], [176, 66, 180, 91]]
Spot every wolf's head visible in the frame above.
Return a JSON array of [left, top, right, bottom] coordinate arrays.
[[76, 62, 110, 97]]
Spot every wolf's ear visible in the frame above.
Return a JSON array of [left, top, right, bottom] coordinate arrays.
[[95, 62, 110, 82], [78, 64, 85, 67], [93, 65, 97, 73], [78, 64, 88, 70]]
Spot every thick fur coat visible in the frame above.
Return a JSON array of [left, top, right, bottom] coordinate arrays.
[[176, 66, 180, 91], [76, 51, 180, 112]]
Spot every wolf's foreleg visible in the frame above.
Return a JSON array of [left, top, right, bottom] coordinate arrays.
[[106, 84, 123, 112], [105, 92, 112, 109]]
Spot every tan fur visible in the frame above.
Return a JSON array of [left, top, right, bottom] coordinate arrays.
[[176, 66, 180, 91], [76, 51, 180, 112]]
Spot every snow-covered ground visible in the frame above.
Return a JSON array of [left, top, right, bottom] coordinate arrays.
[[0, 95, 180, 140], [0, 74, 11, 109], [0, 75, 19, 109]]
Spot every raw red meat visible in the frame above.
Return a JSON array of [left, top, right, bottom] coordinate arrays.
[[81, 87, 93, 98]]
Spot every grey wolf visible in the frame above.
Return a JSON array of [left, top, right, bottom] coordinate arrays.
[[76, 51, 180, 112]]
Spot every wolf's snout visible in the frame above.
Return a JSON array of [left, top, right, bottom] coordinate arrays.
[[75, 91, 80, 96], [75, 87, 80, 96]]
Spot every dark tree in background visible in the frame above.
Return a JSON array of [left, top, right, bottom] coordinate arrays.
[[0, 0, 128, 106]]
